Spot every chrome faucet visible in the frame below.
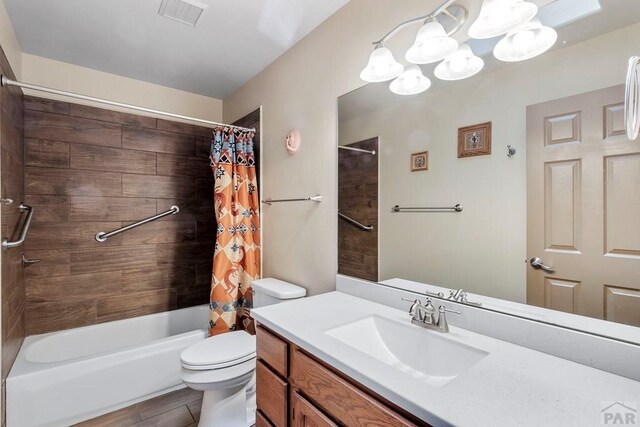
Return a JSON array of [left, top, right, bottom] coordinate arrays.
[[402, 298, 460, 333], [449, 289, 466, 302], [447, 289, 482, 307]]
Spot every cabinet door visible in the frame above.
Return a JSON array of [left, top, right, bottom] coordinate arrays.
[[257, 361, 288, 427], [257, 326, 289, 376], [291, 349, 418, 427], [256, 410, 275, 427], [291, 391, 338, 427]]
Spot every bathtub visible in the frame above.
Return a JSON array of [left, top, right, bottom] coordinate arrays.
[[7, 305, 209, 427]]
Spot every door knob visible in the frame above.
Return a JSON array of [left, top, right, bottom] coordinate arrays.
[[529, 257, 554, 273]]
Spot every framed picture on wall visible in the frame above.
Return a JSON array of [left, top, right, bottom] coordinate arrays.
[[458, 122, 492, 158], [411, 151, 429, 172]]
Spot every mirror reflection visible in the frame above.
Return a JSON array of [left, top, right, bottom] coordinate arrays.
[[338, 0, 640, 329]]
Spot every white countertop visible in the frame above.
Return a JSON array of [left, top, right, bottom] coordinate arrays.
[[251, 292, 640, 427]]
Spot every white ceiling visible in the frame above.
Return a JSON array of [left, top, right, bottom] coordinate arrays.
[[5, 0, 350, 98]]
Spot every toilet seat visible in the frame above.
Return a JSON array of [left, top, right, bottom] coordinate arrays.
[[181, 358, 256, 389], [182, 352, 256, 371], [181, 331, 256, 371]]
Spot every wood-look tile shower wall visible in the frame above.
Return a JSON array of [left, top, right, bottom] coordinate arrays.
[[22, 96, 220, 335]]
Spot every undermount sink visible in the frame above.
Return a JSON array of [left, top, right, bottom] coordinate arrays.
[[325, 315, 488, 388]]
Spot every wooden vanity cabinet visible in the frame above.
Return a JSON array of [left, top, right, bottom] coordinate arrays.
[[256, 324, 429, 427]]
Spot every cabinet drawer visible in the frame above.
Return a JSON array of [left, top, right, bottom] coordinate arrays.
[[291, 349, 418, 427], [291, 391, 338, 427], [257, 326, 289, 376], [256, 410, 274, 427], [256, 360, 288, 427]]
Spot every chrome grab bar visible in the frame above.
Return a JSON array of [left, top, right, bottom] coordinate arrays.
[[95, 205, 179, 242], [392, 204, 463, 213], [2, 204, 34, 250], [626, 56, 640, 140], [338, 211, 373, 231], [338, 145, 376, 155], [262, 195, 322, 205]]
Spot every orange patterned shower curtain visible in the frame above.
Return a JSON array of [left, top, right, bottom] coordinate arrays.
[[209, 127, 260, 336]]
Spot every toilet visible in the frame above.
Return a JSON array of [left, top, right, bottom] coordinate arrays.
[[180, 278, 306, 427]]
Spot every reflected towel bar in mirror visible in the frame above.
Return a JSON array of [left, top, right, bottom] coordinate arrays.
[[392, 204, 463, 213], [2, 204, 34, 250], [338, 146, 376, 155], [95, 205, 179, 242], [338, 212, 374, 231], [262, 195, 322, 205]]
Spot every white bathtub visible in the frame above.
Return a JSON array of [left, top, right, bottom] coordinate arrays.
[[7, 305, 209, 427]]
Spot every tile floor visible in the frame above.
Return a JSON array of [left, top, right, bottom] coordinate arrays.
[[74, 388, 203, 427]]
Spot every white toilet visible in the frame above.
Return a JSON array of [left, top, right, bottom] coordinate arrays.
[[180, 278, 306, 427]]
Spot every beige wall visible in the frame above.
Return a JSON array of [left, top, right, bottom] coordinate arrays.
[[21, 54, 223, 124], [339, 23, 640, 302], [223, 0, 436, 295], [0, 0, 21, 78]]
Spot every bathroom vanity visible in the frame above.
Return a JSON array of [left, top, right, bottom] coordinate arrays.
[[255, 324, 424, 427], [252, 290, 640, 427]]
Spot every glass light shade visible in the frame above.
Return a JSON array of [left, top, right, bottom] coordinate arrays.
[[434, 44, 484, 81], [389, 65, 431, 96], [493, 18, 558, 62], [405, 21, 459, 64], [468, 0, 538, 39], [360, 45, 404, 83]]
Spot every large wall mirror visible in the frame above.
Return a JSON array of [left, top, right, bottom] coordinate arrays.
[[338, 0, 640, 335]]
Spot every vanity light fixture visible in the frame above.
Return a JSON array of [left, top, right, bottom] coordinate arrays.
[[468, 0, 538, 39], [405, 20, 459, 65], [390, 65, 432, 96], [434, 44, 484, 81], [360, 45, 404, 83], [493, 18, 557, 62], [360, 0, 468, 88]]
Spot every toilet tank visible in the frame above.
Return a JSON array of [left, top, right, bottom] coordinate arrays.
[[251, 278, 306, 308]]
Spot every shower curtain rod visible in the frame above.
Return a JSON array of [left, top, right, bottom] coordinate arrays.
[[0, 75, 256, 132]]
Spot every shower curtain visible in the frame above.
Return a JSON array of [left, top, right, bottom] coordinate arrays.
[[209, 127, 260, 336]]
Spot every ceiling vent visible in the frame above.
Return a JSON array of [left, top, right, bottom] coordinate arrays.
[[158, 0, 207, 26]]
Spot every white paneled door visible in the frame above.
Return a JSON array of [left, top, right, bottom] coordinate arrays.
[[527, 85, 640, 326]]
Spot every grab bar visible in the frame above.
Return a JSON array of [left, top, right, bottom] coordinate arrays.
[[338, 212, 374, 231], [262, 195, 322, 205], [2, 204, 34, 250], [338, 145, 376, 155], [392, 204, 463, 213], [95, 205, 179, 242]]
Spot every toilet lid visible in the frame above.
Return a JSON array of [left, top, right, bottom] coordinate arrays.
[[181, 331, 256, 369]]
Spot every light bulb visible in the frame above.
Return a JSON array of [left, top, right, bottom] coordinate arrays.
[[493, 18, 557, 62], [488, 6, 511, 29], [360, 45, 404, 82], [512, 29, 535, 53], [468, 0, 538, 39], [389, 65, 431, 96], [434, 44, 484, 81], [405, 20, 459, 64], [449, 56, 468, 74]]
